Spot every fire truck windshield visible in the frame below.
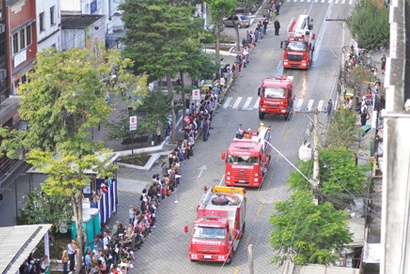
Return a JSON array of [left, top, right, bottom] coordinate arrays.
[[263, 87, 286, 99], [227, 155, 259, 165], [285, 41, 308, 52], [193, 226, 226, 241]]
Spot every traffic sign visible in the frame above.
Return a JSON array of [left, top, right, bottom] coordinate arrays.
[[192, 89, 201, 101], [130, 116, 137, 131]]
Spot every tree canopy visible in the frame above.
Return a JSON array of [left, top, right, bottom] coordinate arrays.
[[269, 190, 353, 265]]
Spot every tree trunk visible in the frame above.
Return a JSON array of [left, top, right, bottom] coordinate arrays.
[[233, 16, 240, 51], [166, 72, 176, 144], [72, 192, 83, 274], [216, 16, 220, 59], [180, 71, 186, 119]]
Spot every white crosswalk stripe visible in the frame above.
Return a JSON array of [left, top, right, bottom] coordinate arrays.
[[253, 97, 260, 109], [223, 97, 232, 109], [349, 0, 353, 4], [307, 99, 314, 111], [317, 100, 325, 112], [342, 0, 346, 4], [328, 0, 332, 3], [294, 99, 304, 111], [220, 97, 336, 113], [335, 0, 339, 3], [232, 97, 243, 109], [241, 97, 253, 109]]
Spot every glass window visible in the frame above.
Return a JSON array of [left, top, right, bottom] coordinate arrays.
[[13, 33, 18, 54], [20, 28, 25, 50], [263, 87, 286, 99], [50, 6, 55, 25], [193, 226, 226, 241], [227, 155, 258, 165], [39, 12, 44, 31], [26, 25, 32, 45], [285, 41, 308, 52]]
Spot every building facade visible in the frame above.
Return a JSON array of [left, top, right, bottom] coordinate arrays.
[[6, 0, 37, 95], [36, 0, 61, 52]]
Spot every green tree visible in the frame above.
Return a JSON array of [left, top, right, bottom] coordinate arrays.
[[288, 147, 370, 207], [105, 91, 173, 143], [269, 190, 353, 265], [120, 0, 194, 143], [17, 189, 73, 241], [325, 108, 359, 148], [347, 0, 389, 50], [0, 44, 146, 274], [207, 0, 237, 58], [344, 66, 374, 106]]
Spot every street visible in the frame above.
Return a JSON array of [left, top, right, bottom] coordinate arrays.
[[110, 0, 354, 273]]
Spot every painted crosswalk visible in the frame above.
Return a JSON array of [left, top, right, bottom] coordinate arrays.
[[221, 96, 328, 113], [286, 0, 353, 4]]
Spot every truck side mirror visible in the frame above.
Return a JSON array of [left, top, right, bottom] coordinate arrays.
[[233, 229, 237, 237], [312, 33, 315, 40], [257, 87, 261, 96], [184, 226, 188, 233], [221, 152, 225, 160], [263, 154, 267, 162]]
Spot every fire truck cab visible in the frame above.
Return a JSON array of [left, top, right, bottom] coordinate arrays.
[[221, 126, 272, 187], [258, 76, 294, 120], [185, 186, 246, 264], [281, 15, 315, 69]]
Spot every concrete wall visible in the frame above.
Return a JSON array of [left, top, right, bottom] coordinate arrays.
[[380, 0, 410, 272], [62, 28, 85, 50]]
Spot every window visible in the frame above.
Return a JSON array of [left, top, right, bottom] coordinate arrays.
[[39, 12, 44, 31], [50, 6, 55, 25], [26, 25, 31, 45], [11, 25, 32, 55], [20, 28, 25, 50], [12, 33, 18, 54]]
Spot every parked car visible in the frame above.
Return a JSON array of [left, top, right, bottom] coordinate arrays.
[[222, 15, 250, 28]]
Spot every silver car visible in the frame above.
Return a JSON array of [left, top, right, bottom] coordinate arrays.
[[222, 15, 250, 28]]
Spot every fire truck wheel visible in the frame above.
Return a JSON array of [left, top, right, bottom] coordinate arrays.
[[284, 113, 289, 120], [212, 195, 230, 206], [225, 256, 232, 264], [241, 223, 245, 239], [259, 112, 265, 120]]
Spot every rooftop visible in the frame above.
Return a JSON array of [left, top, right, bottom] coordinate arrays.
[[61, 14, 104, 29]]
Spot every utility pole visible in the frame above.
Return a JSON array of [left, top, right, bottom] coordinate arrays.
[[312, 107, 320, 205]]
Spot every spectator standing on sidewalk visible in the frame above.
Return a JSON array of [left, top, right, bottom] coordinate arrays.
[[263, 16, 268, 35], [203, 118, 210, 142], [275, 1, 280, 15], [381, 54, 386, 74], [274, 19, 281, 36], [327, 99, 333, 118]]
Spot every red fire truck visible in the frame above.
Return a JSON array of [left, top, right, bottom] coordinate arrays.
[[281, 15, 315, 69], [185, 186, 246, 264], [258, 76, 294, 120], [221, 126, 272, 187]]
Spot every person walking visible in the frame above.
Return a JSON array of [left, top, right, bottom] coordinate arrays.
[[263, 16, 268, 35], [326, 99, 333, 118], [203, 119, 210, 142], [62, 247, 69, 274], [381, 54, 386, 74], [274, 19, 281, 36], [275, 1, 280, 15], [67, 240, 76, 272]]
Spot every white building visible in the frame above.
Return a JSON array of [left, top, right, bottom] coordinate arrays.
[[61, 0, 124, 34], [36, 0, 61, 52]]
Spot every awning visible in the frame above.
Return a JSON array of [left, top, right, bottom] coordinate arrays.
[[0, 224, 52, 274], [300, 264, 360, 274]]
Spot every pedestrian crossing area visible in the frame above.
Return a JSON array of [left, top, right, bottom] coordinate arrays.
[[287, 0, 355, 4], [221, 97, 337, 111]]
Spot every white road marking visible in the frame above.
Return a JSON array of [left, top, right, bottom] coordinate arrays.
[[307, 99, 314, 111], [253, 97, 260, 109], [232, 97, 243, 109], [349, 0, 353, 4], [317, 100, 324, 112], [294, 99, 304, 111], [315, 0, 319, 3], [342, 0, 346, 4], [223, 97, 232, 108], [328, 0, 332, 3], [335, 0, 339, 4], [277, 61, 282, 69], [321, 0, 326, 3], [242, 97, 253, 109]]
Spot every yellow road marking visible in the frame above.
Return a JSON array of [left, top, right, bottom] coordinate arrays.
[[234, 266, 240, 274], [267, 174, 273, 188], [284, 129, 290, 140], [276, 151, 282, 162], [243, 234, 251, 250], [256, 202, 264, 216], [118, 189, 143, 194]]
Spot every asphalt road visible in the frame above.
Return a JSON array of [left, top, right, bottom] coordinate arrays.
[[109, 1, 354, 273]]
